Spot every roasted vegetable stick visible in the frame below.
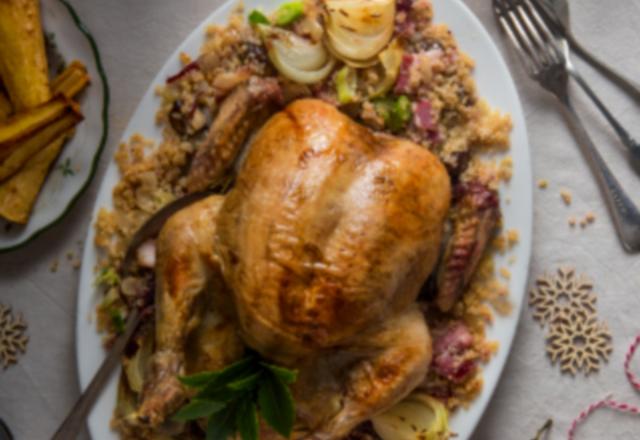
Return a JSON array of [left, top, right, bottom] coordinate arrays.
[[0, 112, 81, 180], [0, 132, 70, 224], [53, 69, 90, 100], [0, 0, 51, 111], [0, 92, 11, 122], [51, 60, 88, 92], [0, 96, 75, 148]]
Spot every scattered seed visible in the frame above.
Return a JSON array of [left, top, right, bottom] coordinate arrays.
[[560, 189, 572, 206], [506, 229, 519, 247], [568, 217, 576, 228], [585, 212, 596, 224], [537, 179, 548, 189], [500, 267, 511, 280]]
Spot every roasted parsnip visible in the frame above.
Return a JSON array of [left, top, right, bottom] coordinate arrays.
[[51, 60, 90, 99], [0, 132, 71, 224], [0, 91, 11, 122], [0, 0, 51, 111], [0, 112, 82, 179], [0, 96, 75, 148]]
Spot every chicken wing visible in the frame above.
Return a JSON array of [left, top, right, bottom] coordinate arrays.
[[186, 77, 281, 193]]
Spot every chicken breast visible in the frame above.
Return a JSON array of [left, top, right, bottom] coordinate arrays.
[[216, 99, 451, 363]]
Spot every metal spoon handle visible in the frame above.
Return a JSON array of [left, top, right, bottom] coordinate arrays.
[[568, 69, 640, 163], [567, 35, 640, 103], [558, 95, 640, 252], [52, 309, 141, 440]]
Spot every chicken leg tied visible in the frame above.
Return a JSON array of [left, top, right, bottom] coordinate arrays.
[[134, 195, 241, 427], [301, 305, 432, 439]]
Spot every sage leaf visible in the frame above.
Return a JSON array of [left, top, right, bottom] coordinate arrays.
[[179, 371, 219, 388], [236, 397, 259, 440], [228, 372, 263, 391], [172, 399, 225, 421], [260, 362, 298, 384], [258, 373, 295, 437], [207, 407, 236, 440]]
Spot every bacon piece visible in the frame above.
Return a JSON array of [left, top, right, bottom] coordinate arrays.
[[432, 322, 476, 383], [394, 53, 414, 94]]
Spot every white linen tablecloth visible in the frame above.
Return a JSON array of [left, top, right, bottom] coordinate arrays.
[[1, 0, 639, 438]]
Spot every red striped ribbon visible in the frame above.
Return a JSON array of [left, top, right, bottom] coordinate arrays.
[[567, 334, 640, 439]]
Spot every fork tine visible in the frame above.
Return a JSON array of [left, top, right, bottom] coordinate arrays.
[[496, 0, 545, 71], [524, 0, 564, 61], [503, 0, 552, 66], [494, 0, 538, 75]]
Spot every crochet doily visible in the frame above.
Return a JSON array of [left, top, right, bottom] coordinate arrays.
[[529, 267, 596, 326], [546, 313, 612, 376], [0, 303, 28, 369]]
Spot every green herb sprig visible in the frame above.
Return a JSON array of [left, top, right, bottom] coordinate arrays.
[[174, 355, 298, 440], [57, 157, 75, 177]]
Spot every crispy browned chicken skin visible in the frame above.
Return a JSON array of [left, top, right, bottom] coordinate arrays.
[[135, 99, 452, 437], [218, 99, 451, 437]]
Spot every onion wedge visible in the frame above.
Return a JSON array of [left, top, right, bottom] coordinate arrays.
[[371, 393, 450, 440], [258, 24, 335, 84], [370, 39, 403, 97], [325, 0, 395, 61]]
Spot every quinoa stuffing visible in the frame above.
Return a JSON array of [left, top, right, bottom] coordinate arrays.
[[92, 1, 515, 438]]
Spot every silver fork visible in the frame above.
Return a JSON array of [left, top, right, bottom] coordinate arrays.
[[530, 0, 640, 167], [493, 0, 640, 252]]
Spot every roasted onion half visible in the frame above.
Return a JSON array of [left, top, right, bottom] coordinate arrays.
[[371, 393, 450, 440], [258, 24, 335, 84], [324, 0, 396, 63]]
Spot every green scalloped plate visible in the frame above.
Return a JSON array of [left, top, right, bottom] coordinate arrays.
[[0, 0, 109, 253]]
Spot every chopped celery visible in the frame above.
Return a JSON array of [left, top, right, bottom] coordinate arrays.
[[374, 95, 412, 132], [274, 1, 304, 26], [336, 66, 358, 104], [109, 308, 126, 335], [393, 95, 412, 127], [95, 266, 120, 287], [249, 10, 270, 25]]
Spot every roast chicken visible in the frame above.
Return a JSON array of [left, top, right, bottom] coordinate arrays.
[[133, 99, 452, 438]]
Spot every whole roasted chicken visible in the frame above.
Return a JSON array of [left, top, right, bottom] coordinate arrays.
[[134, 99, 452, 438]]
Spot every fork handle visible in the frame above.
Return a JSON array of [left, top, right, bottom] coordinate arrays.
[[567, 34, 640, 104], [557, 96, 640, 252], [568, 70, 640, 164]]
